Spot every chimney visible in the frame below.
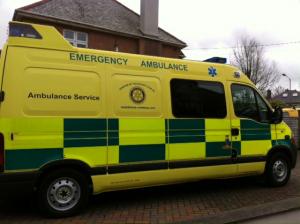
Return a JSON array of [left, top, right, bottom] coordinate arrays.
[[140, 0, 159, 37]]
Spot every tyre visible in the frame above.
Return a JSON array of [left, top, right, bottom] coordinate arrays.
[[37, 169, 90, 217], [265, 152, 291, 187]]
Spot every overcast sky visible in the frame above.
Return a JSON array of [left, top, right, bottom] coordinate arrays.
[[1, 0, 300, 90]]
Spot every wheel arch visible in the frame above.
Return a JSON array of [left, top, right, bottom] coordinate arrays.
[[266, 145, 293, 167], [36, 159, 94, 193]]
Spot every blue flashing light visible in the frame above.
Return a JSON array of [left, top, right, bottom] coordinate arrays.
[[204, 57, 227, 64]]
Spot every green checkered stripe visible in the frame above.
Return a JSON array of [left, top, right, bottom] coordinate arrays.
[[64, 118, 166, 163], [5, 148, 63, 170], [240, 120, 271, 141], [63, 118, 292, 162], [5, 118, 292, 171], [233, 119, 291, 155], [64, 119, 107, 147], [166, 119, 205, 144], [231, 119, 272, 155], [167, 118, 234, 157], [272, 139, 292, 148], [63, 118, 234, 163]]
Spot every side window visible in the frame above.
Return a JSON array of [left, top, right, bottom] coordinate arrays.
[[255, 92, 271, 123], [231, 84, 270, 123], [171, 79, 226, 118]]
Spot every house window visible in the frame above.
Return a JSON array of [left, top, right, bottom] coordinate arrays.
[[293, 93, 298, 96], [63, 30, 88, 48], [282, 93, 288, 97]]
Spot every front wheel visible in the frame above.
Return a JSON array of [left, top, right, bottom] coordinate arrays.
[[37, 169, 90, 217], [265, 152, 291, 187]]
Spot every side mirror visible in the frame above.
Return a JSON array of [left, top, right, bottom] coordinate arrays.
[[271, 106, 283, 124]]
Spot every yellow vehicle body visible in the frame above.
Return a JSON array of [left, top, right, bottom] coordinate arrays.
[[283, 108, 299, 118], [0, 22, 297, 213]]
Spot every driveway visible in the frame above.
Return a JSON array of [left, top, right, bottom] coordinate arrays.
[[0, 155, 299, 224]]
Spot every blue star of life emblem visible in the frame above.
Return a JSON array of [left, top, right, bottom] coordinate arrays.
[[208, 66, 217, 77]]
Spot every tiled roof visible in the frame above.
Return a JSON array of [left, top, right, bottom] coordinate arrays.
[[14, 0, 186, 47], [273, 90, 300, 104]]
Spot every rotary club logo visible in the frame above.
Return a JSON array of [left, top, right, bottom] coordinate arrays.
[[130, 87, 145, 104]]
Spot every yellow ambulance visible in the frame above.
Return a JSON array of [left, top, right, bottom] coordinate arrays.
[[0, 22, 297, 217]]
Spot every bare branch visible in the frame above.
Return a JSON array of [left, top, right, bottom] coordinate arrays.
[[272, 86, 286, 97], [231, 36, 280, 92]]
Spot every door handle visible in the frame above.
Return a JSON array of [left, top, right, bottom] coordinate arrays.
[[231, 128, 239, 136]]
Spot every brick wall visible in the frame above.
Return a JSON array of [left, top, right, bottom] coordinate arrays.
[[139, 38, 161, 56], [89, 31, 139, 54], [18, 18, 182, 58], [283, 112, 300, 148], [161, 44, 181, 58]]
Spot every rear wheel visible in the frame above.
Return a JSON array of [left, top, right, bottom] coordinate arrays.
[[37, 169, 89, 217], [265, 152, 291, 187]]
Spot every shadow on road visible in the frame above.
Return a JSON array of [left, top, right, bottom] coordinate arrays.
[[0, 176, 261, 216]]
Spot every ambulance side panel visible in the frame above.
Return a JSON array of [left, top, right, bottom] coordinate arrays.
[[0, 46, 107, 172], [91, 61, 239, 193]]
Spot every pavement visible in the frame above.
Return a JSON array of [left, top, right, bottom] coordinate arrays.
[[240, 209, 300, 224], [0, 154, 299, 224]]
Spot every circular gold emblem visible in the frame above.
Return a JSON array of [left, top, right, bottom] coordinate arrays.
[[130, 87, 145, 104]]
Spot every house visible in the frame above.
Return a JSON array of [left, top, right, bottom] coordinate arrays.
[[272, 90, 300, 108], [13, 0, 186, 58]]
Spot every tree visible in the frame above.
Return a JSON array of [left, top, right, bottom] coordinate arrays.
[[268, 86, 287, 108], [272, 85, 286, 97], [231, 36, 280, 93], [269, 99, 286, 108]]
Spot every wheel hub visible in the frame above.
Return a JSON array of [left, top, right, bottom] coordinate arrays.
[[273, 160, 287, 182], [47, 177, 81, 211]]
